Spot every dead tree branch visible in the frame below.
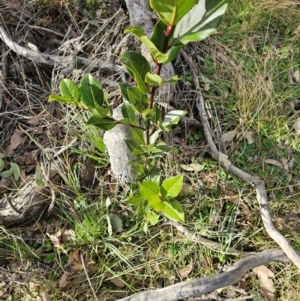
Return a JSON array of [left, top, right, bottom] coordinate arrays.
[[117, 248, 299, 301], [181, 51, 300, 269]]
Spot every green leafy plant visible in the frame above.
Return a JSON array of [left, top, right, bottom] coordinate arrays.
[[0, 153, 20, 181], [49, 0, 228, 225]]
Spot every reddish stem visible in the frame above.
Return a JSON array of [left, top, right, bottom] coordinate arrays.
[[145, 24, 174, 145]]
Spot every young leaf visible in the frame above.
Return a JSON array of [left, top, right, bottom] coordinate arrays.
[[48, 94, 75, 105], [130, 127, 145, 145], [119, 82, 131, 101], [125, 27, 168, 63], [161, 175, 183, 198], [140, 181, 162, 206], [120, 51, 150, 94], [127, 195, 145, 206], [150, 0, 198, 25], [121, 102, 136, 123], [87, 116, 116, 131], [127, 87, 149, 113], [146, 211, 160, 225], [80, 74, 104, 108], [0, 156, 5, 172], [172, 0, 228, 45], [151, 20, 167, 52], [153, 200, 184, 222], [149, 129, 162, 144], [60, 79, 81, 102], [162, 110, 186, 127], [145, 73, 163, 86]]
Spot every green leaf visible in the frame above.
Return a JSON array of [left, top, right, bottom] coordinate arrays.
[[94, 106, 108, 117], [120, 51, 150, 94], [150, 0, 198, 25], [10, 163, 20, 181], [48, 94, 75, 105], [163, 75, 179, 84], [130, 127, 145, 145], [146, 211, 160, 225], [142, 104, 161, 123], [119, 83, 131, 101], [125, 139, 143, 154], [127, 87, 149, 113], [35, 164, 44, 187], [149, 129, 162, 144], [121, 102, 136, 123], [0, 157, 4, 172], [151, 20, 167, 52], [0, 169, 13, 178], [127, 195, 145, 206], [109, 214, 123, 233], [161, 175, 183, 198], [87, 116, 116, 131], [140, 181, 162, 206], [162, 110, 186, 127], [80, 74, 104, 108], [163, 45, 183, 65], [145, 73, 163, 86], [152, 200, 184, 222], [172, 0, 228, 45], [125, 27, 168, 63], [60, 79, 81, 101]]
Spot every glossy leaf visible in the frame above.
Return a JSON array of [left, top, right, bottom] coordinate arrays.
[[153, 200, 184, 222], [80, 74, 104, 108], [127, 87, 149, 113], [145, 73, 163, 86], [48, 94, 74, 105], [121, 51, 150, 94], [121, 102, 136, 123], [150, 0, 198, 25], [161, 175, 183, 198], [151, 20, 166, 52], [125, 27, 168, 63], [172, 0, 228, 45], [140, 181, 162, 206], [147, 211, 160, 225], [87, 116, 116, 131], [127, 195, 145, 205], [149, 129, 162, 144], [60, 79, 81, 102], [162, 110, 186, 127], [130, 127, 145, 145]]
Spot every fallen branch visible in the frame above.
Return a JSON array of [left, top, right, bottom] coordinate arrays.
[[0, 24, 124, 74], [117, 248, 299, 301], [181, 50, 300, 269]]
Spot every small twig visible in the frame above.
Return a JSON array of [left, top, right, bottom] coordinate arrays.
[[163, 218, 249, 256], [4, 193, 23, 215], [81, 253, 99, 301]]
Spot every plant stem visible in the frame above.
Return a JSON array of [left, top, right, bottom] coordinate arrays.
[[145, 24, 174, 145]]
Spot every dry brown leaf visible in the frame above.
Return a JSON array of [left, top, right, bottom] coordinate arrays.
[[177, 259, 193, 279], [220, 129, 237, 143], [265, 159, 283, 168], [225, 191, 251, 216], [27, 116, 41, 125], [95, 9, 102, 19], [47, 234, 61, 248], [204, 82, 210, 91], [219, 153, 231, 168], [253, 265, 275, 301], [41, 291, 53, 301], [107, 272, 125, 287], [293, 70, 300, 83], [6, 129, 27, 155], [27, 42, 39, 52], [59, 271, 71, 288], [244, 131, 254, 144], [294, 118, 300, 137]]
